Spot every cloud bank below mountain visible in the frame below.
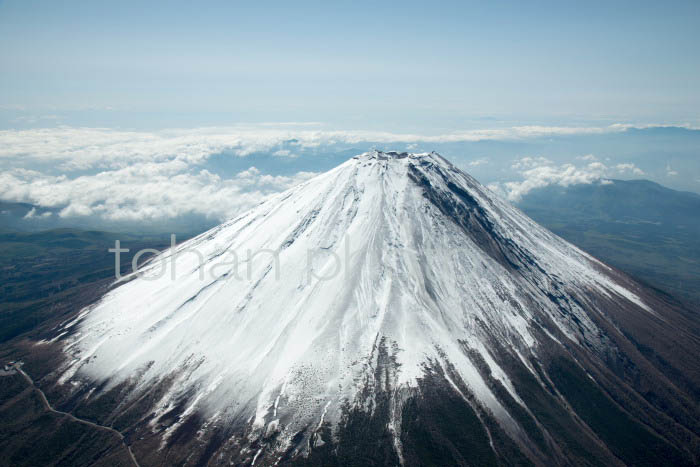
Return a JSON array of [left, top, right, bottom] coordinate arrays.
[[0, 123, 697, 230]]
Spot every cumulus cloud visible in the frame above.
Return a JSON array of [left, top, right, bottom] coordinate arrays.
[[614, 163, 645, 175], [503, 162, 608, 201], [0, 125, 338, 224], [23, 207, 52, 219], [0, 162, 316, 222], [500, 156, 645, 201]]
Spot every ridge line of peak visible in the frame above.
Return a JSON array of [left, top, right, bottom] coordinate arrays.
[[352, 149, 443, 162]]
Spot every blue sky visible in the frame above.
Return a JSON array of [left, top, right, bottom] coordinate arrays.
[[1, 0, 699, 130], [1, 1, 699, 230]]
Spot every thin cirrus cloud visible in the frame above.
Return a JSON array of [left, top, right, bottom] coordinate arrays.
[[468, 158, 489, 167], [0, 123, 670, 224]]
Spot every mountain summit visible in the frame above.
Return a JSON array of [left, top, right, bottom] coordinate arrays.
[[54, 151, 698, 465]]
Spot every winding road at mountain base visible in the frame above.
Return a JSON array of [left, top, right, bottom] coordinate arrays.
[[17, 367, 140, 467]]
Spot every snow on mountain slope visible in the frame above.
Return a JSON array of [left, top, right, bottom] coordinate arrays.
[[53, 151, 695, 465]]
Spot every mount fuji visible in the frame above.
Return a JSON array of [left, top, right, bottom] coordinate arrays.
[[39, 151, 699, 465]]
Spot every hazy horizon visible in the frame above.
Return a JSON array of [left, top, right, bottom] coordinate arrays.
[[2, 1, 699, 130]]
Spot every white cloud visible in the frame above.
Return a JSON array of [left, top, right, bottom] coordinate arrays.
[[272, 149, 296, 157], [510, 156, 552, 170], [500, 156, 646, 201], [666, 164, 679, 176], [0, 123, 684, 173], [23, 207, 52, 219], [614, 163, 644, 175], [0, 123, 690, 224], [12, 114, 61, 124], [503, 161, 609, 202], [468, 158, 489, 167], [23, 207, 37, 219], [0, 163, 316, 223]]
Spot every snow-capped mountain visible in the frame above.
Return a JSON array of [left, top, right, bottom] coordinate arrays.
[[52, 151, 699, 465]]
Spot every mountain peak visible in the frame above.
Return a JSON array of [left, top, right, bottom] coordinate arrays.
[[353, 149, 445, 165], [50, 151, 698, 466]]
